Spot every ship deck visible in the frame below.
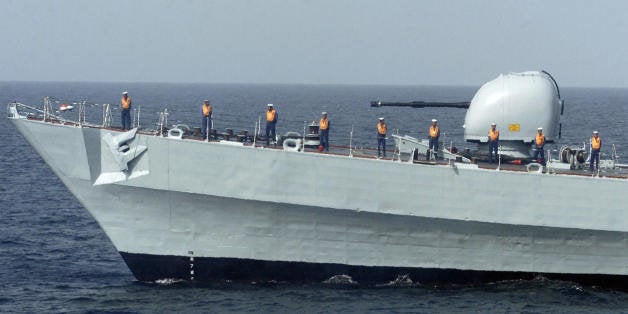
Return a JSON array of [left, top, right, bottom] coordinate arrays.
[[20, 114, 628, 179]]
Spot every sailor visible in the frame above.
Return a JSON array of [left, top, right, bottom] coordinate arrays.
[[319, 112, 330, 151], [120, 91, 132, 130], [590, 130, 601, 171], [428, 119, 440, 160], [488, 122, 499, 164], [265, 104, 278, 146], [533, 127, 546, 166], [377, 117, 387, 157], [201, 100, 212, 140]]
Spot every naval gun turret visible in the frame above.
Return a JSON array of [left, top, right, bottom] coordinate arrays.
[[463, 70, 564, 158]]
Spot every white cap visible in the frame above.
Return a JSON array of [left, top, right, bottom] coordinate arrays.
[[593, 130, 599, 134], [491, 122, 496, 126], [432, 119, 437, 122], [322, 112, 327, 115], [379, 117, 384, 120], [537, 127, 543, 131], [122, 91, 128, 95], [267, 103, 273, 107]]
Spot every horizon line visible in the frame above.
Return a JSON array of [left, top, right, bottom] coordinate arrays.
[[1, 79, 627, 90]]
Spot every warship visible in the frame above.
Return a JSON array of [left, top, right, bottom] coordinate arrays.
[[7, 71, 628, 288]]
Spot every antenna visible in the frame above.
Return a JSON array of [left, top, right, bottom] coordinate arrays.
[[349, 125, 354, 157]]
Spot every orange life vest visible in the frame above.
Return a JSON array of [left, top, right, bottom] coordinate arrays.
[[489, 129, 499, 141], [202, 104, 212, 117], [319, 118, 329, 130], [535, 133, 545, 147], [591, 136, 601, 150], [266, 109, 276, 122], [429, 126, 439, 138], [121, 96, 131, 110], [377, 122, 387, 135]]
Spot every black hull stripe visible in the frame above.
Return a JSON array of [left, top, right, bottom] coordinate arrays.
[[119, 252, 627, 290]]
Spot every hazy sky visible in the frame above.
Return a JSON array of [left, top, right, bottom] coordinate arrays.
[[2, 0, 627, 87]]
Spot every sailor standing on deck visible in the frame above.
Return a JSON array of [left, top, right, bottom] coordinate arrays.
[[488, 123, 499, 164], [120, 91, 132, 130], [201, 100, 212, 140], [590, 130, 601, 171], [428, 119, 440, 160], [265, 104, 278, 146], [319, 112, 330, 151], [377, 117, 387, 158], [533, 127, 546, 166]]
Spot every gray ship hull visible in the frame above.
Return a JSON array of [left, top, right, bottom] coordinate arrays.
[[9, 115, 628, 286]]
